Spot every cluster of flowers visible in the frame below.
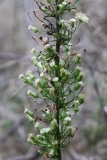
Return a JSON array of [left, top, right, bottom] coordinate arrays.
[[19, 0, 89, 159]]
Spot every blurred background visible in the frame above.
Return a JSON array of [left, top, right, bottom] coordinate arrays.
[[0, 0, 107, 160]]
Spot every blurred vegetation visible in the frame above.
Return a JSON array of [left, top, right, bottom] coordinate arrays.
[[0, 0, 107, 160]]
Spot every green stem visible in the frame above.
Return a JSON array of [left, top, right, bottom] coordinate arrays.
[[55, 1, 62, 160]]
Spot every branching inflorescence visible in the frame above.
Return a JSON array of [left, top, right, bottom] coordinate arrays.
[[19, 0, 89, 159]]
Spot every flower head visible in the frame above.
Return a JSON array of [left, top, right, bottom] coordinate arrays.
[[52, 77, 59, 82], [75, 12, 89, 23]]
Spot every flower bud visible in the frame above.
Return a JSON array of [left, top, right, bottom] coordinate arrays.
[[69, 18, 76, 28], [41, 6, 47, 12], [27, 90, 39, 98], [52, 77, 59, 82], [31, 48, 40, 57], [24, 108, 34, 118], [26, 71, 35, 80], [63, 117, 71, 126], [31, 56, 37, 66], [48, 87, 55, 96], [78, 94, 85, 104], [28, 25, 39, 33], [51, 118, 58, 129], [76, 72, 85, 81], [26, 115, 34, 122], [74, 54, 82, 64], [74, 81, 83, 90]]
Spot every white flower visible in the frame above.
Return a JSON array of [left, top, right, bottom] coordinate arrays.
[[46, 75, 51, 80], [76, 66, 82, 71], [26, 71, 32, 75], [28, 25, 32, 30], [80, 72, 85, 77], [28, 133, 34, 138], [74, 100, 79, 105], [35, 79, 40, 85], [78, 81, 83, 86], [27, 90, 32, 95], [51, 118, 57, 127], [59, 19, 64, 24], [78, 94, 85, 99], [40, 128, 47, 134], [45, 127, 51, 133], [40, 72, 45, 78], [45, 44, 51, 49], [37, 62, 43, 68], [35, 122, 40, 128], [59, 4, 63, 8], [64, 117, 71, 122], [19, 74, 24, 79], [31, 56, 36, 61], [69, 18, 76, 23], [75, 12, 89, 23], [31, 48, 36, 53], [52, 77, 59, 82], [62, 2, 67, 5], [24, 108, 28, 113], [50, 60, 55, 67], [52, 140, 58, 145], [49, 149, 54, 156]]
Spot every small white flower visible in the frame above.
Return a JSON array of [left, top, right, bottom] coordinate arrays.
[[76, 66, 82, 71], [49, 149, 54, 156], [19, 74, 24, 79], [53, 77, 59, 82], [24, 108, 28, 113], [78, 94, 85, 99], [80, 72, 85, 77], [28, 133, 34, 138], [27, 90, 32, 95], [64, 117, 71, 122], [59, 4, 63, 8], [62, 2, 67, 5], [69, 18, 76, 23], [37, 62, 43, 68], [75, 12, 89, 23], [50, 60, 55, 67], [78, 81, 83, 86], [45, 43, 51, 49], [31, 48, 36, 53], [31, 56, 36, 61], [46, 75, 51, 80], [35, 79, 40, 85], [35, 122, 40, 128], [40, 72, 45, 78], [45, 127, 51, 133], [77, 53, 82, 58], [28, 25, 32, 30], [52, 140, 58, 145], [59, 20, 64, 24], [40, 128, 46, 134], [74, 100, 79, 105], [51, 118, 57, 127], [26, 71, 32, 75]]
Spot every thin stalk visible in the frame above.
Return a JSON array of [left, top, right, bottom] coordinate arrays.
[[55, 1, 62, 160]]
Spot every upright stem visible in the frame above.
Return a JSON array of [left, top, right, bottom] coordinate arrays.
[[55, 1, 62, 160]]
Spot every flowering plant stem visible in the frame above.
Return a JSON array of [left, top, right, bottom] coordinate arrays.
[[55, 2, 62, 159], [19, 0, 89, 159]]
